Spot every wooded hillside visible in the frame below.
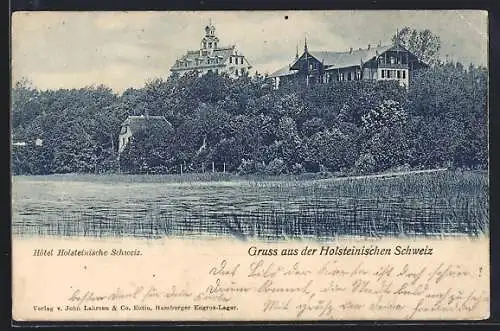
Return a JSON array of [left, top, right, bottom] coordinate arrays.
[[11, 61, 487, 175]]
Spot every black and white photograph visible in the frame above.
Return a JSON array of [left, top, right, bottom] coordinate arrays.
[[11, 10, 490, 321]]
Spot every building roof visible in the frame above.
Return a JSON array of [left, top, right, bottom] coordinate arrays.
[[308, 44, 392, 69], [170, 46, 236, 71], [268, 64, 299, 78], [120, 115, 173, 135], [271, 44, 419, 78]]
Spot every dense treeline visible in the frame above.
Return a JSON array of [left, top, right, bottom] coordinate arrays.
[[11, 61, 487, 175]]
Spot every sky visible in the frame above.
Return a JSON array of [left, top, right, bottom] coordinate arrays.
[[11, 10, 488, 93]]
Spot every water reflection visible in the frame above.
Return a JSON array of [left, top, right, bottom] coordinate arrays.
[[11, 177, 488, 240]]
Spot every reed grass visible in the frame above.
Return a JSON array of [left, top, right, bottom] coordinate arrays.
[[12, 170, 488, 240]]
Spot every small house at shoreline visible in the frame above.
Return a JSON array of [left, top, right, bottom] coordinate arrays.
[[118, 115, 173, 153]]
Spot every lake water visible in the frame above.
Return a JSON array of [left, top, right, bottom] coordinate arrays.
[[11, 172, 488, 240]]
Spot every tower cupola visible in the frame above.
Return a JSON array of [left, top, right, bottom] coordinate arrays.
[[201, 19, 219, 54]]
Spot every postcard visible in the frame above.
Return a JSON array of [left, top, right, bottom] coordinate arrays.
[[11, 10, 489, 322]]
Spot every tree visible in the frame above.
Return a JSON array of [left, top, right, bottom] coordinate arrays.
[[305, 126, 359, 172], [408, 62, 487, 168], [359, 100, 410, 171], [361, 100, 408, 132], [11, 78, 41, 136], [119, 121, 174, 174], [10, 53, 487, 175], [393, 27, 441, 65]]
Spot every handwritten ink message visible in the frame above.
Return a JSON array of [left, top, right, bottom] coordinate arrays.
[[13, 239, 489, 321], [203, 258, 487, 319]]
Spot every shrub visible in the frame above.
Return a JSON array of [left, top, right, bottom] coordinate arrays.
[[265, 158, 288, 175], [291, 163, 305, 175], [354, 153, 377, 174]]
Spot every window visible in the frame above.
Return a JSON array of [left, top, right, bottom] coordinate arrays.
[[397, 70, 401, 79], [390, 56, 396, 64], [235, 69, 239, 76], [240, 57, 244, 64], [309, 64, 313, 70], [214, 42, 217, 48], [229, 57, 232, 64], [402, 70, 406, 79], [347, 72, 352, 81], [356, 71, 361, 80], [203, 42, 207, 48], [208, 42, 212, 48], [340, 72, 345, 81], [381, 70, 385, 78]]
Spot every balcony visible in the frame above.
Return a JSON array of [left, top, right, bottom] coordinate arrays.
[[378, 63, 409, 69]]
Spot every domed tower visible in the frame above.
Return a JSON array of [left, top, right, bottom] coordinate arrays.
[[200, 19, 219, 55], [171, 19, 252, 77]]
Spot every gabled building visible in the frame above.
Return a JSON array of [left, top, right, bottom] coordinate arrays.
[[118, 115, 173, 154], [269, 39, 428, 89], [170, 21, 252, 77]]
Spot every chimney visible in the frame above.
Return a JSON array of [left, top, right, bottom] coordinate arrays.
[[349, 47, 353, 54], [368, 44, 371, 50]]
